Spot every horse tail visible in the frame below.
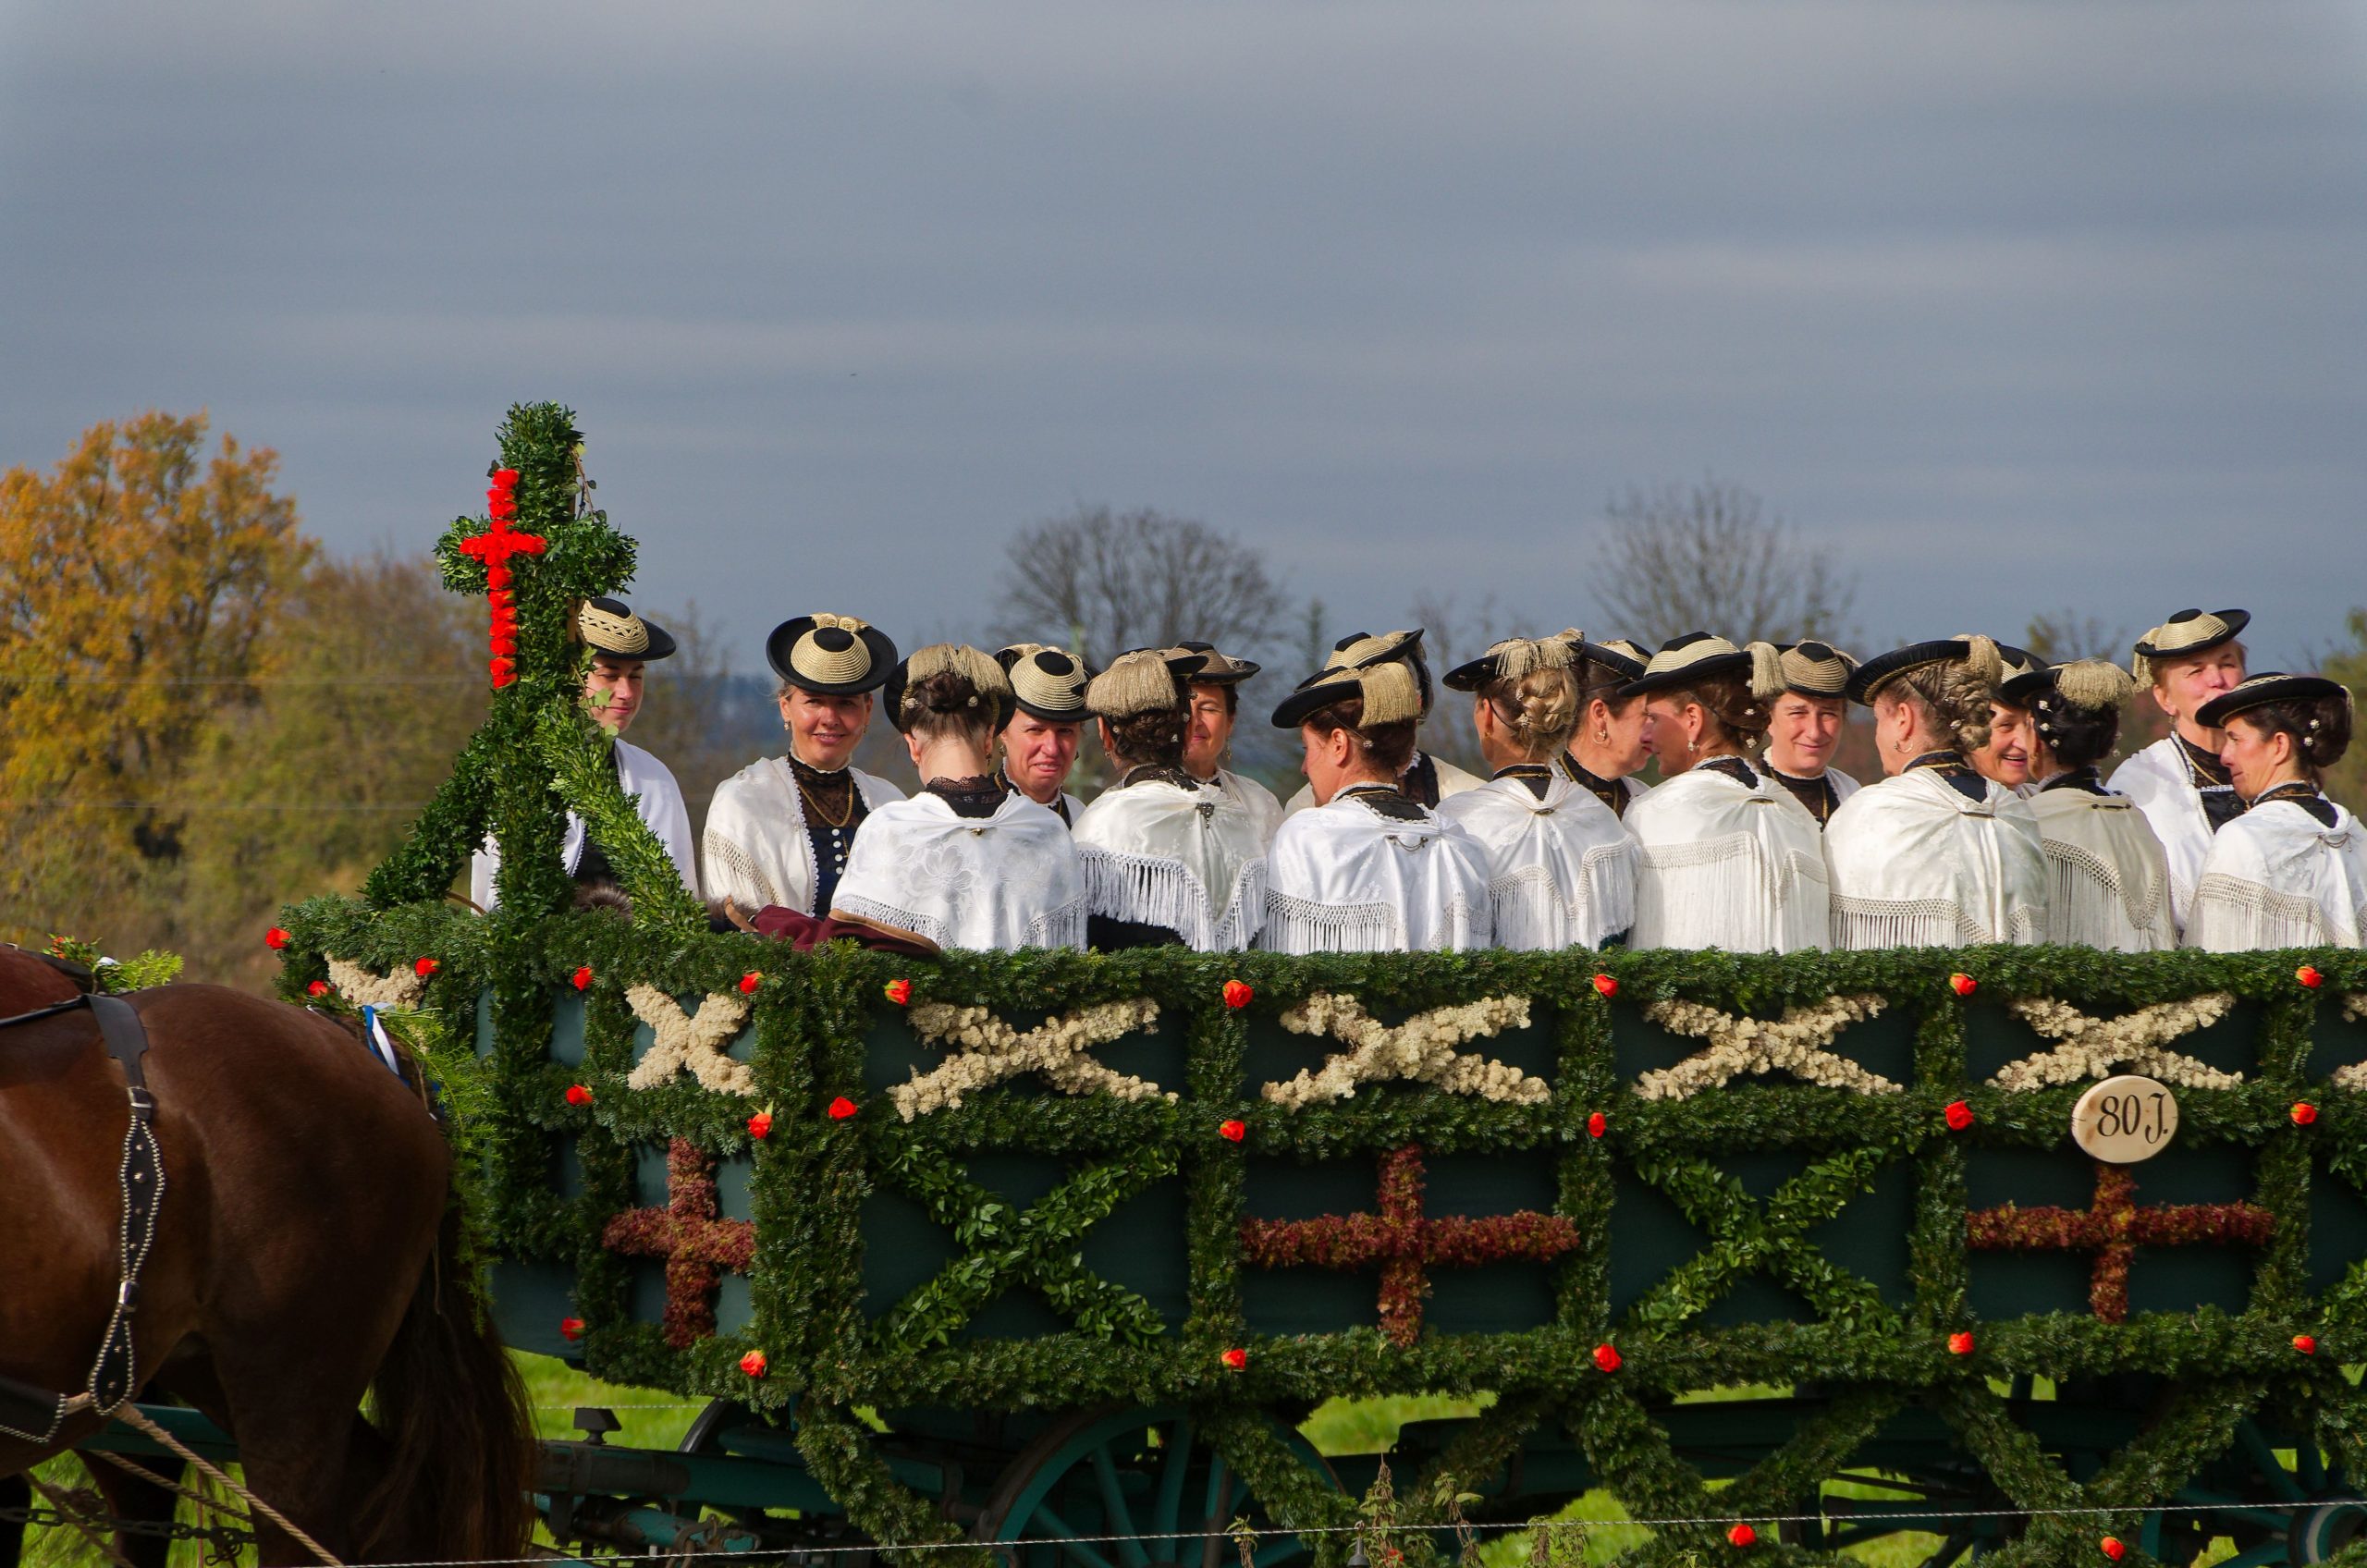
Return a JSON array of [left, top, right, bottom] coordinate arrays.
[[352, 1203, 534, 1563]]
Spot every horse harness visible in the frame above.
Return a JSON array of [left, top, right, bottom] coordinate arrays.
[[0, 958, 166, 1446]]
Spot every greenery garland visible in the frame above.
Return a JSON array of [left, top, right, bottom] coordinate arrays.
[[276, 888, 2367, 1568]]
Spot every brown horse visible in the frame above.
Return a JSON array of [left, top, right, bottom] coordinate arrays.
[[0, 947, 532, 1565]]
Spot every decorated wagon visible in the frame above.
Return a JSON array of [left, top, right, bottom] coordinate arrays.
[[101, 408, 2367, 1566]]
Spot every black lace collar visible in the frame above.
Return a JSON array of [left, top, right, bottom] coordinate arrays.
[[925, 774, 1007, 820], [1557, 751, 1631, 818], [1338, 782, 1429, 822], [2179, 733, 2233, 789], [2041, 766, 2110, 796], [1493, 763, 1555, 801], [2252, 781, 2336, 827], [1117, 765, 1202, 792], [1697, 755, 1760, 790], [1907, 750, 1989, 803]]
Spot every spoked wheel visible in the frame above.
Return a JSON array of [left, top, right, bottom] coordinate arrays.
[[975, 1405, 1336, 1568]]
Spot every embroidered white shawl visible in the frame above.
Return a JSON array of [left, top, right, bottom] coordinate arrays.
[[1434, 774, 1637, 950], [1281, 751, 1486, 820], [2108, 737, 2235, 933], [1623, 766, 1829, 953], [1260, 794, 1493, 953], [1214, 768, 1284, 844], [471, 738, 698, 912], [1825, 768, 2049, 949], [2025, 786, 2175, 950], [1071, 778, 1269, 950], [829, 790, 1086, 951], [2185, 799, 2367, 951], [701, 756, 904, 915]]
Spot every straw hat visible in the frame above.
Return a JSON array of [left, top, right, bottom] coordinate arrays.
[[766, 613, 897, 695], [576, 596, 677, 661]]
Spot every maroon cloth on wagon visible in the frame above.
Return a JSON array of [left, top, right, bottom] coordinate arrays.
[[750, 905, 938, 957]]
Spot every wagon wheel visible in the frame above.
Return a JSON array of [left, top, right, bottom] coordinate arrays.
[[2140, 1415, 2362, 1565], [975, 1405, 1337, 1568]]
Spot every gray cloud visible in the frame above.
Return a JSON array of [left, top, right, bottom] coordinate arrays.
[[5, 0, 2364, 676]]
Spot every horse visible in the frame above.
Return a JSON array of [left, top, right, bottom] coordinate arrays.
[[0, 946, 533, 1565]]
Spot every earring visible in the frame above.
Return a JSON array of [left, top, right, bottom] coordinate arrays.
[[1594, 729, 1610, 744], [1687, 738, 1701, 755]]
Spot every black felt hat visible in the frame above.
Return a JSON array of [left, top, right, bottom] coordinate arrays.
[[576, 597, 677, 661], [766, 614, 897, 696], [1171, 640, 1261, 685], [1290, 630, 1431, 715], [1620, 633, 1753, 698], [995, 644, 1093, 723], [1846, 640, 1973, 704], [1271, 655, 1427, 730], [1443, 633, 1581, 692], [2195, 672, 2348, 729]]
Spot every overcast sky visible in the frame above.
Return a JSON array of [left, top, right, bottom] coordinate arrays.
[[6, 1, 2364, 672]]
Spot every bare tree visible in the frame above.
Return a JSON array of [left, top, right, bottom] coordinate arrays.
[[2023, 608, 2136, 667], [1588, 478, 1854, 648], [994, 504, 1288, 668]]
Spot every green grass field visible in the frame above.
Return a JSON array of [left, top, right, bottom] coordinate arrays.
[[16, 1359, 2249, 1567]]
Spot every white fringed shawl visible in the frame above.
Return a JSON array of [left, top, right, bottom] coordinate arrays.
[[1825, 768, 2049, 949], [2184, 798, 2367, 952], [701, 756, 904, 915], [2027, 786, 2176, 950], [1213, 768, 1285, 845], [471, 738, 699, 911], [1071, 778, 1269, 951], [2108, 737, 2234, 934], [1434, 774, 1637, 949], [828, 790, 1085, 951], [1622, 765, 1830, 953], [1259, 793, 1494, 953]]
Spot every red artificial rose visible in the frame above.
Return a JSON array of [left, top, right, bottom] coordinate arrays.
[[1945, 1100, 1976, 1131], [491, 588, 516, 607], [738, 972, 763, 995], [828, 1096, 858, 1121], [559, 1316, 585, 1341], [1592, 1342, 1621, 1373], [1948, 1331, 1975, 1355], [739, 1349, 767, 1378], [2294, 1333, 2318, 1354], [490, 634, 518, 657], [492, 468, 519, 488], [1587, 1110, 1608, 1139], [1222, 979, 1255, 1009], [1220, 1347, 1247, 1371], [1949, 973, 1977, 998], [747, 1109, 774, 1140], [485, 563, 511, 589], [2298, 964, 2324, 989], [306, 980, 330, 998], [1726, 1525, 1756, 1549], [2293, 1102, 2319, 1127], [1592, 973, 1618, 998], [1220, 1119, 1246, 1142], [265, 926, 291, 949], [2100, 1538, 2125, 1562], [414, 956, 440, 977], [884, 978, 912, 1005], [572, 965, 595, 991], [564, 1084, 593, 1107]]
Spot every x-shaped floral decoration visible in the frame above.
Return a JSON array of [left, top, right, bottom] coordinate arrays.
[[1261, 992, 1546, 1109], [1991, 994, 2241, 1093], [889, 998, 1167, 1120], [1634, 994, 1895, 1100], [625, 985, 754, 1096]]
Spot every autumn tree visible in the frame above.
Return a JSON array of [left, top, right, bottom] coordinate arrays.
[[1588, 478, 1854, 648], [0, 413, 313, 945]]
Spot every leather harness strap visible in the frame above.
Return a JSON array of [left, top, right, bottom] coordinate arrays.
[[0, 992, 164, 1445]]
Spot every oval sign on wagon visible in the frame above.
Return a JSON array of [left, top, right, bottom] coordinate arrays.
[[2071, 1074, 2180, 1163]]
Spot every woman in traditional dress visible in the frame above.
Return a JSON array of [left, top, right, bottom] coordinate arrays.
[[1261, 640, 1493, 951], [1070, 649, 1269, 949], [1825, 636, 2049, 948], [1619, 635, 1829, 952], [701, 614, 904, 920], [2109, 608, 2251, 933], [1969, 642, 2042, 794], [2185, 673, 2366, 950], [472, 597, 699, 911], [828, 645, 1085, 951], [1175, 640, 1286, 842], [1435, 634, 1637, 949], [994, 643, 1092, 826], [1755, 641, 1861, 830], [1556, 636, 1656, 821], [2006, 659, 2175, 949], [1280, 631, 1483, 818]]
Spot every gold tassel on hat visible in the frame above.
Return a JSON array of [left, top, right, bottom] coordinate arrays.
[[1745, 641, 1784, 702], [2056, 659, 2136, 713], [1358, 660, 1423, 727], [1086, 650, 1186, 720]]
